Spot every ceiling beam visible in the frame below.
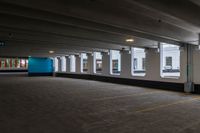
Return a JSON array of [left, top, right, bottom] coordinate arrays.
[[0, 1, 195, 45]]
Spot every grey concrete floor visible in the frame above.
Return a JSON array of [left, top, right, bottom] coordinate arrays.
[[1, 74, 200, 133]]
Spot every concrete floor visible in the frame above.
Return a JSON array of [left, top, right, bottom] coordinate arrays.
[[1, 75, 200, 133]]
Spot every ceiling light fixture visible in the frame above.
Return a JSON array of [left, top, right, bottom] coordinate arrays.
[[126, 38, 134, 42], [49, 50, 55, 54]]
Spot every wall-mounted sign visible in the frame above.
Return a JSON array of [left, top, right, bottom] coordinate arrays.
[[0, 41, 5, 46]]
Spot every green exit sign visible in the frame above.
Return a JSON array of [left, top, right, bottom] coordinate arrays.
[[0, 41, 5, 46]]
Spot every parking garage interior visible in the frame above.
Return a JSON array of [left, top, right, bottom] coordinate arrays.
[[1, 0, 200, 132]]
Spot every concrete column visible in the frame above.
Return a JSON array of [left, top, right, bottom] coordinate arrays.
[[75, 55, 81, 73], [57, 57, 62, 72], [65, 56, 70, 72], [120, 50, 131, 78], [87, 53, 94, 74], [184, 44, 194, 93], [145, 48, 160, 80], [102, 52, 110, 76]]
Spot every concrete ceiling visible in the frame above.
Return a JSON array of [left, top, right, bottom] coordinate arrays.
[[0, 0, 199, 57], [190, 0, 200, 6]]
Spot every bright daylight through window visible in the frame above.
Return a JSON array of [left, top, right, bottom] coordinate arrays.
[[0, 58, 28, 70], [131, 48, 146, 76], [94, 52, 102, 73], [160, 43, 180, 78], [110, 50, 121, 75], [81, 53, 88, 73]]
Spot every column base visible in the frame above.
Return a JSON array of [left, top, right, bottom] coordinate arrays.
[[184, 82, 194, 93]]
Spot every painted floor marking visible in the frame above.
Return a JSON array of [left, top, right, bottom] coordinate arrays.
[[136, 96, 200, 113], [93, 90, 162, 101]]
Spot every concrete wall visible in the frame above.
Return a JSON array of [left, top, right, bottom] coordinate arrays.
[[28, 57, 53, 75], [193, 48, 200, 84], [54, 45, 200, 85]]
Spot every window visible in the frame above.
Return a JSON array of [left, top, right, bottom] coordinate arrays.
[[142, 58, 145, 70], [165, 57, 172, 67], [110, 50, 121, 75], [160, 43, 180, 78], [94, 52, 102, 73], [134, 58, 137, 69], [0, 58, 28, 70], [81, 53, 88, 73], [21, 59, 26, 68], [70, 55, 76, 72], [131, 47, 146, 76]]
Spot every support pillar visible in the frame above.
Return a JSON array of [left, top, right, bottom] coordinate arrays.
[[5, 59, 8, 68], [10, 59, 12, 68], [0, 59, 1, 68], [15, 59, 18, 68], [75, 55, 81, 73], [57, 57, 62, 72], [102, 51, 110, 76], [87, 53, 94, 74], [120, 50, 131, 78], [25, 59, 27, 68], [184, 44, 194, 93], [65, 56, 70, 72]]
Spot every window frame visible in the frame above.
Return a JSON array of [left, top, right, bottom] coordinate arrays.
[[165, 56, 172, 67], [160, 43, 180, 79], [81, 53, 88, 73], [131, 47, 146, 77], [94, 52, 103, 74], [110, 50, 121, 75]]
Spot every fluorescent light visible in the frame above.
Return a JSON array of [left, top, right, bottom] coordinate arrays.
[[126, 38, 134, 42], [49, 50, 55, 54]]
